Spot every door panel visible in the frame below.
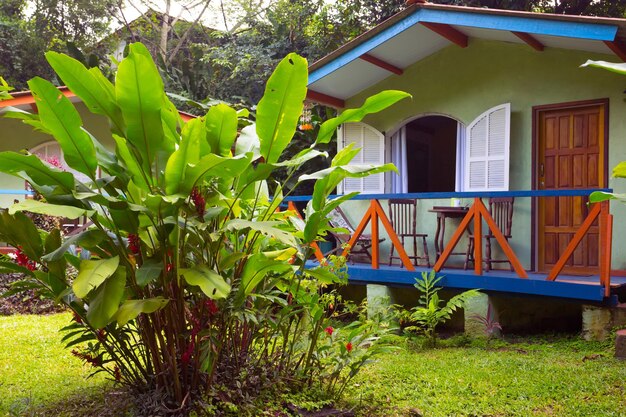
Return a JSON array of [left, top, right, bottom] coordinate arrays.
[[537, 103, 605, 274]]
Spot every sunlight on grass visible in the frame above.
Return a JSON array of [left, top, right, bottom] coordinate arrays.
[[342, 336, 626, 417], [0, 313, 109, 415]]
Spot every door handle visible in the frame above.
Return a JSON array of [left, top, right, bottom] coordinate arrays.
[[539, 163, 544, 177]]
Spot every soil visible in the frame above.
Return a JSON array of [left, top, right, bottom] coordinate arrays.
[[0, 272, 64, 315]]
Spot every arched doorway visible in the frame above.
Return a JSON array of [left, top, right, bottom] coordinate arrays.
[[389, 115, 464, 193]]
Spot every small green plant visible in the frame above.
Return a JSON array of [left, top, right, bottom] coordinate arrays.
[[469, 303, 502, 347], [405, 271, 479, 347]]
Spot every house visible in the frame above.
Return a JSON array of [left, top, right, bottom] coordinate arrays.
[[303, 1, 626, 336]]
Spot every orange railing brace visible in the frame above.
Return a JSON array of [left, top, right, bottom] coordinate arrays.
[[433, 198, 527, 278], [341, 199, 416, 271], [546, 202, 601, 282], [286, 202, 325, 262]]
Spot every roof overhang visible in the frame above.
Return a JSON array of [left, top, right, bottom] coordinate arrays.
[[307, 3, 626, 108]]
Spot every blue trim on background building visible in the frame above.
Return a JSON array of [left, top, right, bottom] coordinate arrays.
[[0, 189, 33, 195], [308, 8, 618, 85]]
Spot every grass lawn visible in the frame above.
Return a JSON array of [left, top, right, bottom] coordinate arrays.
[[0, 313, 110, 416], [343, 335, 626, 417], [2, 314, 626, 416]]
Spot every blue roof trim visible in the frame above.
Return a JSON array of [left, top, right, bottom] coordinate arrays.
[[420, 9, 617, 40], [308, 8, 618, 85]]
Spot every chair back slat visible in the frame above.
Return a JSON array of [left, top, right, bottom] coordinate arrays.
[[388, 198, 417, 236], [488, 197, 514, 237]]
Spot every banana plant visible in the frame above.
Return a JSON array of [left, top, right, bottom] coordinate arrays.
[[0, 43, 410, 408]]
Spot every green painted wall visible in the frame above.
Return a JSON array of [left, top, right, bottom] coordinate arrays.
[[340, 39, 626, 270], [0, 103, 114, 207]]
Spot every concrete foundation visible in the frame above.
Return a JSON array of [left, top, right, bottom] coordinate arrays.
[[582, 304, 626, 341], [366, 284, 395, 321]]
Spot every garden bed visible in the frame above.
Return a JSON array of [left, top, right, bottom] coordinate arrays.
[[0, 273, 63, 315]]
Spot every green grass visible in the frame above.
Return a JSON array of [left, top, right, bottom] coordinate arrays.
[[0, 313, 109, 416], [2, 314, 626, 416], [341, 335, 626, 417]]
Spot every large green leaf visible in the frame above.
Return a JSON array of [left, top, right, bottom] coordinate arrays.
[[181, 153, 252, 194], [180, 265, 230, 299], [42, 229, 106, 262], [28, 77, 97, 178], [0, 211, 43, 261], [113, 134, 150, 190], [164, 117, 203, 194], [238, 253, 294, 304], [256, 53, 308, 164], [0, 152, 74, 192], [136, 258, 163, 287], [86, 266, 126, 329], [73, 256, 120, 299], [116, 43, 172, 170], [316, 90, 411, 144], [581, 60, 626, 75], [114, 297, 169, 326], [223, 219, 298, 247], [206, 103, 238, 157], [9, 199, 93, 219], [45, 52, 125, 133], [44, 229, 66, 281]]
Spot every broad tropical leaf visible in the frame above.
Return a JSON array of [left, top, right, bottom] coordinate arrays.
[[164, 117, 203, 194], [9, 199, 94, 219], [86, 267, 126, 329], [581, 60, 626, 75], [180, 265, 231, 299], [73, 256, 120, 298], [256, 53, 308, 164], [0, 211, 42, 261], [28, 77, 97, 178], [115, 297, 169, 326], [0, 152, 74, 192], [205, 103, 238, 157], [136, 258, 163, 287], [316, 90, 411, 144], [45, 52, 125, 133], [116, 43, 172, 170]]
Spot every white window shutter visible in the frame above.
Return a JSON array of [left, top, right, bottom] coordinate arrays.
[[464, 103, 510, 191], [338, 122, 385, 194]]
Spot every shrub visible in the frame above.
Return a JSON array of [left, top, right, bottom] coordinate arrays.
[[0, 43, 409, 411]]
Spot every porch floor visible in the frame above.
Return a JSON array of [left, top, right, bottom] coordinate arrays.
[[308, 261, 626, 304]]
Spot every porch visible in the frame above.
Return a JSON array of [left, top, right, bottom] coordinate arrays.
[[288, 189, 626, 305]]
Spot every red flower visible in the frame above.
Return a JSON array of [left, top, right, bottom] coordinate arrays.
[[72, 311, 83, 324], [299, 123, 313, 131], [166, 263, 173, 273], [15, 247, 36, 271], [181, 342, 195, 365], [345, 342, 353, 353], [324, 326, 334, 336], [191, 187, 206, 218], [205, 299, 219, 317], [127, 234, 140, 254], [114, 366, 122, 382]]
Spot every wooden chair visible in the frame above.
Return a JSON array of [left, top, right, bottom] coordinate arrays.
[[388, 199, 430, 267], [327, 206, 385, 263], [465, 197, 515, 271]]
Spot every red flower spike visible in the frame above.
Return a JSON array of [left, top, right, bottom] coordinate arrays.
[[127, 234, 140, 254], [15, 247, 36, 271], [114, 366, 121, 382], [324, 326, 334, 336], [72, 311, 83, 324], [345, 342, 353, 353], [181, 342, 195, 365], [191, 187, 206, 218], [166, 263, 173, 273], [205, 299, 219, 317]]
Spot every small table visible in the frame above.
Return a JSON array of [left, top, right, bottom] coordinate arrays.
[[428, 206, 470, 261]]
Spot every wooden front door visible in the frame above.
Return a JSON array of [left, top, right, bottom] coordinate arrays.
[[536, 101, 606, 274]]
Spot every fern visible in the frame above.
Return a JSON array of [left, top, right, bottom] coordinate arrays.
[[409, 271, 480, 347]]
